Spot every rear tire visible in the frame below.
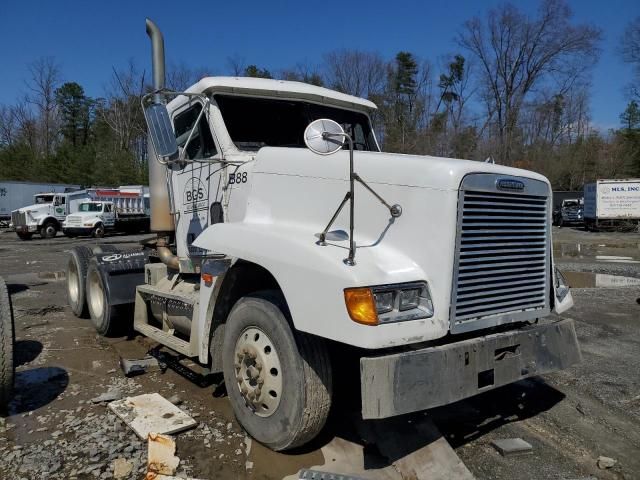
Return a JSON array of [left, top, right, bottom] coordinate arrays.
[[67, 246, 93, 318], [86, 259, 118, 336], [16, 232, 32, 241], [222, 290, 332, 451], [0, 277, 15, 411], [40, 221, 57, 239]]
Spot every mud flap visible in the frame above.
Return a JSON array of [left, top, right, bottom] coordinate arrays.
[[93, 251, 149, 306]]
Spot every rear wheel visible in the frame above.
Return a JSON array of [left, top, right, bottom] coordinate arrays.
[[0, 277, 15, 411], [86, 260, 118, 336], [222, 290, 332, 451], [67, 246, 93, 318], [40, 221, 57, 239], [16, 232, 32, 241]]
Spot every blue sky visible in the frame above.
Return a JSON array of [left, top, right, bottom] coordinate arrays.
[[0, 0, 638, 130]]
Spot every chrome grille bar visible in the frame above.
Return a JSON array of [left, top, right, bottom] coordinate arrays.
[[450, 174, 551, 333]]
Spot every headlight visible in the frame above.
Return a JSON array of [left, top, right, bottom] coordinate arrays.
[[345, 282, 434, 326], [554, 267, 570, 302], [84, 223, 94, 227]]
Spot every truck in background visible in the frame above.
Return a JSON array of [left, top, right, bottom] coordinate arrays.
[[11, 190, 92, 240], [0, 181, 79, 225], [63, 186, 150, 238], [584, 179, 640, 231], [554, 198, 584, 227]]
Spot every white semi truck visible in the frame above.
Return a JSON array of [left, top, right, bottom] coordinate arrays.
[[12, 190, 91, 240], [0, 181, 79, 225], [66, 19, 581, 451], [62, 186, 150, 237]]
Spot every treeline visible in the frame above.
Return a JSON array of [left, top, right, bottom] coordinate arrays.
[[0, 0, 639, 190]]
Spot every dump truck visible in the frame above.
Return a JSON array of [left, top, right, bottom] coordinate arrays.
[[62, 186, 150, 237], [12, 190, 91, 240], [66, 19, 581, 451], [584, 179, 640, 230]]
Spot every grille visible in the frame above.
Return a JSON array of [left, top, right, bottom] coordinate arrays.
[[451, 175, 550, 333], [11, 211, 25, 226]]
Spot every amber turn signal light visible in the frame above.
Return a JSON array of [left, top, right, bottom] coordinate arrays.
[[201, 273, 214, 285], [344, 287, 379, 326]]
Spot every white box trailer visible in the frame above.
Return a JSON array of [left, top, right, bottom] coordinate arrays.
[[0, 181, 79, 224], [584, 179, 640, 230]]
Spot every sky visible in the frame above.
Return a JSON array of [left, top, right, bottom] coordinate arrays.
[[0, 0, 638, 130]]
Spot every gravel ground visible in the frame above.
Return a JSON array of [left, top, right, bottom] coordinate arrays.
[[0, 226, 638, 479]]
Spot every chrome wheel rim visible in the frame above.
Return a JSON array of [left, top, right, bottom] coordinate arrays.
[[68, 258, 79, 305], [234, 327, 282, 418], [88, 269, 104, 320], [45, 225, 55, 237]]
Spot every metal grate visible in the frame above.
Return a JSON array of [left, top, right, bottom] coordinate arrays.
[[11, 211, 25, 226], [451, 175, 550, 333]]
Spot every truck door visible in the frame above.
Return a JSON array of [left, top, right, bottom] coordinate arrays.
[[171, 101, 224, 260], [53, 195, 66, 220], [104, 204, 116, 227]]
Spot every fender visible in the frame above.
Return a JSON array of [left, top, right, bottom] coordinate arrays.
[[193, 222, 447, 350], [93, 251, 148, 305], [38, 216, 60, 228]]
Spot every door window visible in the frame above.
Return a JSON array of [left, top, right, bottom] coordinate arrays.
[[173, 103, 218, 159]]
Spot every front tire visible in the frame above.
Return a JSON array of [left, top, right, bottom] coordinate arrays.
[[222, 291, 332, 451], [0, 277, 15, 410], [40, 221, 57, 239], [92, 223, 105, 238]]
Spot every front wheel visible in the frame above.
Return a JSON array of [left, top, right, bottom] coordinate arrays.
[[222, 291, 332, 451], [40, 221, 57, 239], [92, 223, 105, 238]]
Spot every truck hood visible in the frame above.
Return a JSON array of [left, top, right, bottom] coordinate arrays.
[[12, 203, 52, 217], [253, 148, 550, 190]]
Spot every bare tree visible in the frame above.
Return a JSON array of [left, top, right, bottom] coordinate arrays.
[[0, 105, 17, 147], [26, 57, 62, 157], [99, 60, 147, 161], [226, 54, 246, 76], [621, 17, 640, 99], [458, 0, 601, 164], [323, 49, 387, 98]]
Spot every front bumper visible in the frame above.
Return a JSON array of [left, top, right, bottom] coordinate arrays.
[[63, 227, 92, 236], [15, 225, 38, 233], [360, 318, 581, 419]]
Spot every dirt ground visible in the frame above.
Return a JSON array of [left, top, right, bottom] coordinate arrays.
[[0, 226, 638, 479]]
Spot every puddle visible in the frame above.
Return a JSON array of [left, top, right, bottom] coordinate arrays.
[[562, 271, 640, 288], [554, 243, 640, 262], [37, 271, 66, 281]]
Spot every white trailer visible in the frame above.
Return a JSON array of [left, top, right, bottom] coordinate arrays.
[[0, 181, 79, 224], [584, 179, 640, 230]]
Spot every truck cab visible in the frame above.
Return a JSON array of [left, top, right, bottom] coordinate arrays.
[[63, 201, 116, 238], [556, 198, 584, 227]]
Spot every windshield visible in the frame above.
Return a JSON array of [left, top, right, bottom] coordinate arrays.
[[215, 94, 378, 152], [79, 203, 103, 212], [563, 201, 579, 208], [34, 195, 54, 204]]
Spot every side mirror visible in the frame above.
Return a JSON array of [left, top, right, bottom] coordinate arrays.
[[143, 103, 179, 160], [304, 118, 345, 155]]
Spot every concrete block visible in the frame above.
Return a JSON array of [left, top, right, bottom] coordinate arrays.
[[491, 438, 533, 457]]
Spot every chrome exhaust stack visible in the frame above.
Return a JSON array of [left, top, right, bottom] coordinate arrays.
[[145, 18, 178, 269]]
